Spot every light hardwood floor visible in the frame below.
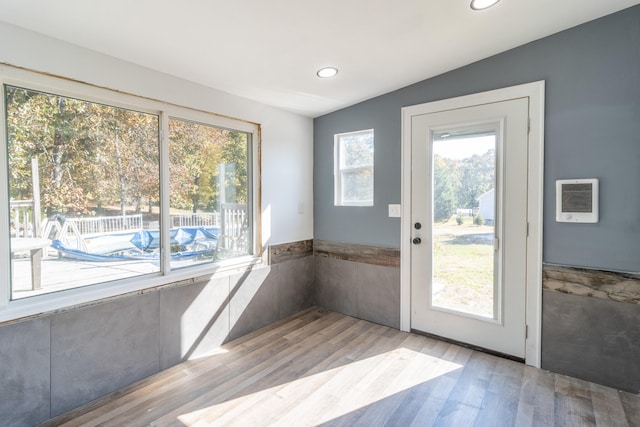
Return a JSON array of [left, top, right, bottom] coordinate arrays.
[[41, 307, 640, 427]]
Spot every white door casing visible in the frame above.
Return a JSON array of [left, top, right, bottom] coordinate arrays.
[[412, 98, 527, 358], [400, 81, 545, 367]]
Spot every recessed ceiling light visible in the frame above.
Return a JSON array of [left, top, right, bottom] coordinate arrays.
[[470, 0, 501, 10], [317, 67, 338, 78]]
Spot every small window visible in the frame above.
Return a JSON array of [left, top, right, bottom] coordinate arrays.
[[334, 129, 374, 206]]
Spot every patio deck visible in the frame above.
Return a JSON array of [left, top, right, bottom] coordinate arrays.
[[11, 255, 160, 299]]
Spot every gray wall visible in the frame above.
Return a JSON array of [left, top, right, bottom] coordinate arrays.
[[542, 289, 640, 393], [314, 4, 640, 273], [0, 257, 314, 426], [315, 257, 400, 329]]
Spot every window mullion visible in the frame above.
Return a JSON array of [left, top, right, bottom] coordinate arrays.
[[340, 165, 372, 174], [0, 82, 10, 307], [159, 112, 171, 275]]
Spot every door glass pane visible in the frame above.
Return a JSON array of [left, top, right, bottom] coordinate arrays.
[[431, 131, 497, 319]]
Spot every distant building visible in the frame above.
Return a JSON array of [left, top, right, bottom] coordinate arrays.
[[478, 188, 495, 225]]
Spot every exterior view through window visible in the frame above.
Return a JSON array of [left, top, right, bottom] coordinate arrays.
[[334, 129, 374, 206], [431, 131, 497, 318], [5, 84, 252, 300], [168, 118, 250, 269]]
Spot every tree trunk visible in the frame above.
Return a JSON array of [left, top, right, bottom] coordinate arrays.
[[113, 127, 127, 217], [191, 174, 200, 213], [52, 98, 66, 190]]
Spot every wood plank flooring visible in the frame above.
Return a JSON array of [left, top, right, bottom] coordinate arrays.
[[41, 308, 640, 426]]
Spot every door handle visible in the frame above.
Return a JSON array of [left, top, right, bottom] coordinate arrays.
[[412, 237, 422, 245]]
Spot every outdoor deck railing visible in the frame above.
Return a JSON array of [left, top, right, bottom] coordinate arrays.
[[40, 214, 144, 252], [34, 206, 249, 255], [10, 200, 38, 238], [218, 203, 248, 253], [171, 212, 220, 228], [10, 160, 42, 238], [65, 214, 144, 235]]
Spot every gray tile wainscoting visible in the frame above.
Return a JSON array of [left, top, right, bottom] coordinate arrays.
[[0, 242, 315, 426], [0, 317, 51, 427], [229, 264, 279, 341], [50, 292, 161, 417], [3, 245, 640, 426], [159, 274, 230, 369], [314, 240, 400, 329], [314, 256, 360, 318], [276, 254, 314, 319], [229, 247, 314, 340], [542, 264, 640, 393], [357, 261, 401, 328]]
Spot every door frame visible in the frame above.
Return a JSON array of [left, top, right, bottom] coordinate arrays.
[[400, 81, 545, 367]]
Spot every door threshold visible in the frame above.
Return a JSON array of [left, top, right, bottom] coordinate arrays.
[[410, 328, 525, 363]]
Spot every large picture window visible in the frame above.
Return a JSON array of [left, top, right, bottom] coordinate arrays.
[[6, 86, 161, 299], [1, 69, 259, 308]]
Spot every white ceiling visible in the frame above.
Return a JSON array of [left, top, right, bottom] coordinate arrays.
[[0, 0, 638, 117]]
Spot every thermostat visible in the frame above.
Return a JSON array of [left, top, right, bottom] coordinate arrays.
[[556, 179, 598, 223]]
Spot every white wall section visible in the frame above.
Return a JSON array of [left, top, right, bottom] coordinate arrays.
[[0, 21, 314, 248]]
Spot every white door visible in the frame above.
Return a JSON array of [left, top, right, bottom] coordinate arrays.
[[410, 97, 529, 358]]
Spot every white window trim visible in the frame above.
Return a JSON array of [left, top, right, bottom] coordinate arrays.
[[334, 129, 374, 207], [0, 64, 263, 323]]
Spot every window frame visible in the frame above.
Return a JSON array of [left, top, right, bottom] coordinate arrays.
[[0, 64, 262, 322], [334, 129, 374, 207]]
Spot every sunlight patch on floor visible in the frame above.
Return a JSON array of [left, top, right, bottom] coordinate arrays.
[[177, 346, 462, 426]]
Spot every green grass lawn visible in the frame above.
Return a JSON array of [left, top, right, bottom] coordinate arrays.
[[432, 216, 495, 318]]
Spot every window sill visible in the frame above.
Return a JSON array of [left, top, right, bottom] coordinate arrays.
[[335, 202, 374, 207]]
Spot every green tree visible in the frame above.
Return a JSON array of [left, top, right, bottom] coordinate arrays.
[[456, 149, 495, 209], [92, 105, 159, 215], [433, 155, 456, 222], [168, 119, 249, 213], [340, 131, 373, 169], [6, 85, 247, 221], [6, 86, 160, 217], [220, 131, 248, 205], [7, 87, 97, 215], [169, 118, 222, 211]]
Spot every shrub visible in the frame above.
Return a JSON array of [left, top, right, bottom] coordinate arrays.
[[456, 215, 464, 225], [473, 213, 484, 226]]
